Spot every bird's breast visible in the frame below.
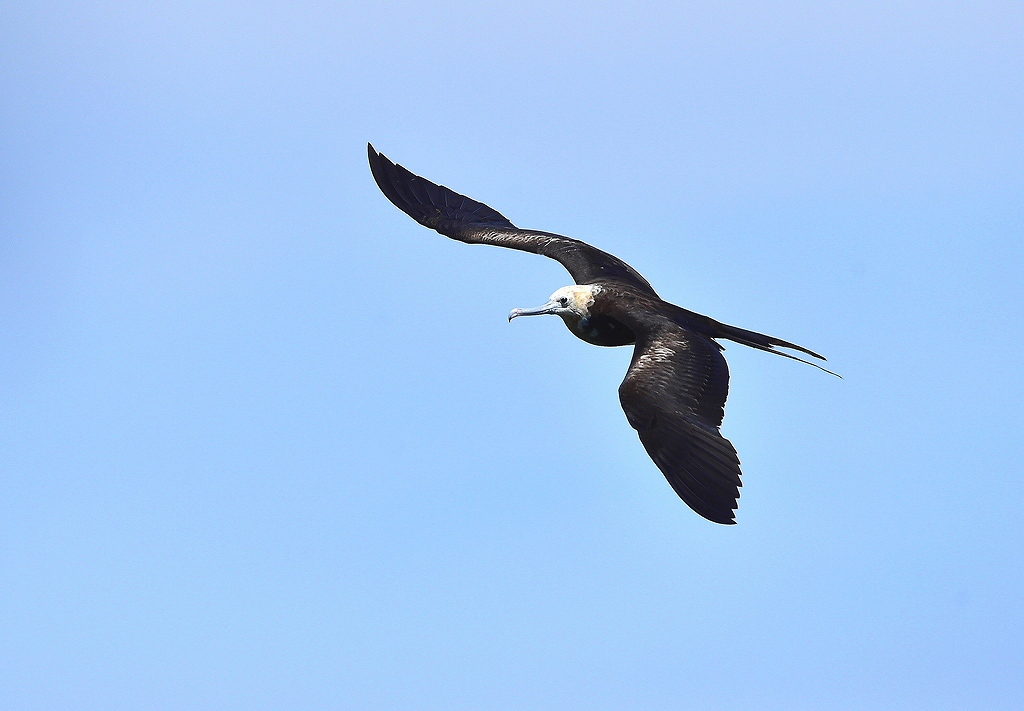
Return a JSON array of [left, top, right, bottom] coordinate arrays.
[[573, 314, 636, 347]]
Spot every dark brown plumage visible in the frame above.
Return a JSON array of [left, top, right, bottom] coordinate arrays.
[[367, 143, 834, 524]]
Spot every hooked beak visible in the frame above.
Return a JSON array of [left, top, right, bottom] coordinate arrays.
[[508, 300, 560, 322]]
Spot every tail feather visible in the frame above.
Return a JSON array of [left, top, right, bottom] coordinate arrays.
[[712, 321, 841, 378]]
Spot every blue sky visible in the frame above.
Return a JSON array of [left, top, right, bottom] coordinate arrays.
[[2, 2, 1022, 708]]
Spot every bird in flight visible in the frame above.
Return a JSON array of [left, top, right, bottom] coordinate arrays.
[[367, 144, 835, 524]]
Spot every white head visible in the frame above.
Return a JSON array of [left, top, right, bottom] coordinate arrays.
[[508, 284, 601, 324]]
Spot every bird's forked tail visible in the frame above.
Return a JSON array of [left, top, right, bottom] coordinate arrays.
[[711, 320, 841, 378]]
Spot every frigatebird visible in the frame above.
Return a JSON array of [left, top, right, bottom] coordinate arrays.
[[368, 144, 834, 524]]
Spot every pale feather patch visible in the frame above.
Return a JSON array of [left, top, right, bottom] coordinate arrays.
[[550, 284, 601, 316], [634, 345, 677, 374]]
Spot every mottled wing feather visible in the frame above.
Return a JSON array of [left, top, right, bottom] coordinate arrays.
[[368, 144, 658, 296], [618, 324, 741, 524]]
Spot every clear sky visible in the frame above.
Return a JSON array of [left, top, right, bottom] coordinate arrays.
[[2, 2, 1022, 709]]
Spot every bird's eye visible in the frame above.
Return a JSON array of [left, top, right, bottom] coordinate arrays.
[[559, 297, 569, 306]]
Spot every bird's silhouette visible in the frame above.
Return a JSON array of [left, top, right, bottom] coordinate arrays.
[[368, 144, 834, 524]]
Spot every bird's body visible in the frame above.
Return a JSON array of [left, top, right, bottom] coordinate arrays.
[[368, 144, 833, 524]]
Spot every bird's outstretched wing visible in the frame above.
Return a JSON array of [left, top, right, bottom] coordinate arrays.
[[368, 144, 658, 296], [618, 323, 742, 524]]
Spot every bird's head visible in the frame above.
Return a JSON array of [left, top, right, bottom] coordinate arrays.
[[508, 285, 600, 326]]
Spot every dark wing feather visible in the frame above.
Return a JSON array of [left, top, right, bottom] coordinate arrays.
[[618, 323, 742, 524], [368, 144, 658, 296]]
